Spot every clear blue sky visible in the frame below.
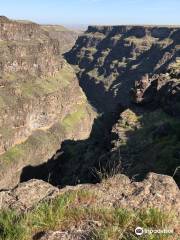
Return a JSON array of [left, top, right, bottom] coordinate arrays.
[[0, 0, 180, 26]]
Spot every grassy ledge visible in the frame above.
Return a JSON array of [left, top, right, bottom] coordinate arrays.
[[0, 189, 178, 240], [61, 103, 89, 131]]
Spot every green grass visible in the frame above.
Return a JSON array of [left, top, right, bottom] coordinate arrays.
[[117, 109, 180, 178], [61, 104, 88, 131], [140, 110, 180, 175], [0, 64, 73, 107], [124, 36, 156, 45], [21, 66, 73, 98], [0, 63, 78, 152], [0, 127, 61, 166], [0, 190, 177, 240], [0, 127, 61, 167], [0, 99, 91, 170], [86, 47, 97, 54], [0, 210, 27, 240], [2, 146, 26, 163]]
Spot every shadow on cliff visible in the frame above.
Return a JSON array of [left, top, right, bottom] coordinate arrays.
[[20, 31, 180, 187], [64, 31, 177, 113], [20, 105, 180, 187], [20, 108, 123, 187]]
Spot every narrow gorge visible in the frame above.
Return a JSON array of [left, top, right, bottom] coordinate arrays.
[[31, 25, 180, 188]]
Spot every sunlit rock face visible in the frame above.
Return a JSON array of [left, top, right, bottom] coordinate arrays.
[[41, 25, 79, 54]]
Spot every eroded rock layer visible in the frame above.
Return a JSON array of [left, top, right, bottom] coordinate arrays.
[[66, 25, 180, 112], [57, 25, 180, 187], [0, 17, 95, 189], [1, 172, 179, 213], [41, 25, 79, 54]]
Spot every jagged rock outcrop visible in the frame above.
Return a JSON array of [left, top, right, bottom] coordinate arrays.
[[0, 179, 59, 211], [96, 172, 180, 212], [132, 58, 180, 116], [0, 173, 179, 239], [42, 25, 79, 54], [0, 18, 61, 77], [0, 172, 179, 214], [38, 230, 91, 240], [0, 17, 95, 189], [66, 25, 180, 112]]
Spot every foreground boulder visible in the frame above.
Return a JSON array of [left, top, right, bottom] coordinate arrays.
[[37, 230, 92, 240], [0, 172, 179, 215], [96, 173, 180, 213], [0, 179, 59, 211], [0, 172, 179, 240]]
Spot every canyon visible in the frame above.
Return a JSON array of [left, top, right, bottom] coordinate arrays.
[[0, 17, 179, 240], [50, 25, 180, 187]]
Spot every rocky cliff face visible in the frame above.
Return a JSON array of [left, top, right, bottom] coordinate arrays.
[[42, 25, 79, 54], [0, 17, 61, 77], [132, 58, 180, 115], [58, 25, 180, 187], [0, 17, 95, 189], [66, 25, 180, 112]]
